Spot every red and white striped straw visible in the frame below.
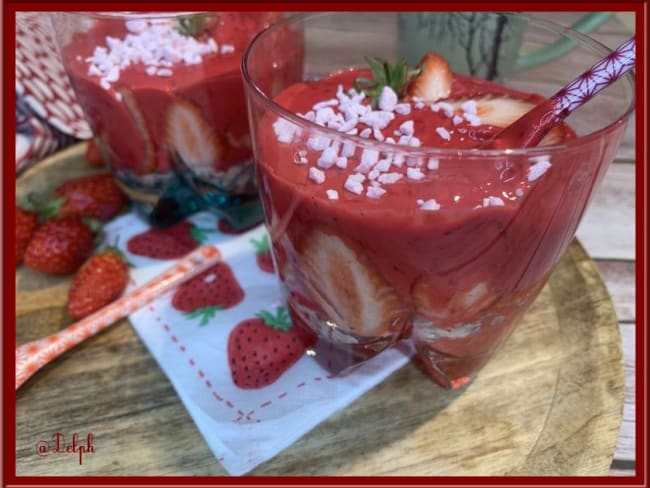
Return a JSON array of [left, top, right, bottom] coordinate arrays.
[[16, 245, 222, 390], [486, 36, 635, 149], [552, 36, 635, 122]]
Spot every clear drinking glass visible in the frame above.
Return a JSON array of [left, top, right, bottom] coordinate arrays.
[[243, 12, 634, 388], [50, 11, 301, 228]]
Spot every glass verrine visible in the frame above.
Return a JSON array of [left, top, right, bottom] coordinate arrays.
[[243, 12, 634, 388], [50, 11, 301, 228]]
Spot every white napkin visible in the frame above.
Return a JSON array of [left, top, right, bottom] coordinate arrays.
[[104, 210, 412, 475]]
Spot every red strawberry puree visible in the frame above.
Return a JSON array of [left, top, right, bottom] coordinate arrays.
[[60, 13, 299, 208], [253, 67, 604, 388]]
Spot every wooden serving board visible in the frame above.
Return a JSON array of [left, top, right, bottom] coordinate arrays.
[[15, 143, 624, 476]]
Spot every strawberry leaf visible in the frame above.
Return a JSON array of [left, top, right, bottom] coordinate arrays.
[[99, 243, 134, 267], [82, 217, 103, 233], [189, 225, 214, 244], [366, 56, 387, 82], [177, 14, 209, 37], [185, 306, 223, 326], [102, 237, 135, 267], [354, 57, 423, 108], [354, 77, 376, 87], [277, 306, 290, 325], [256, 306, 292, 331], [250, 235, 270, 254], [28, 195, 65, 221]]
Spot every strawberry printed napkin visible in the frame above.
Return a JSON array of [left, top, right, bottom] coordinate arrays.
[[103, 209, 412, 475]]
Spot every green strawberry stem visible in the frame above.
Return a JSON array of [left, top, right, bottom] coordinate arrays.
[[38, 197, 66, 221], [250, 235, 270, 255], [354, 56, 423, 108], [100, 240, 134, 267], [189, 225, 214, 244], [256, 306, 292, 331], [176, 14, 215, 37], [21, 193, 64, 221], [184, 305, 224, 326], [78, 217, 105, 248], [82, 217, 103, 233]]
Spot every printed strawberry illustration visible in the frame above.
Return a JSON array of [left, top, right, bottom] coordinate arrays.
[[23, 218, 96, 275], [66, 248, 129, 320], [37, 173, 127, 222], [16, 207, 39, 265], [171, 262, 244, 325], [126, 220, 212, 260], [251, 234, 274, 273], [227, 306, 310, 389]]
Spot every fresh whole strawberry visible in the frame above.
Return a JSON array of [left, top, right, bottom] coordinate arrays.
[[39, 173, 126, 222], [228, 306, 309, 389], [127, 220, 211, 260], [16, 207, 39, 265], [66, 248, 129, 320], [251, 234, 274, 273], [23, 218, 95, 274], [171, 262, 244, 325]]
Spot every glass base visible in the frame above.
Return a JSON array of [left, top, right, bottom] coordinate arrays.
[[114, 167, 264, 229], [413, 345, 490, 389]]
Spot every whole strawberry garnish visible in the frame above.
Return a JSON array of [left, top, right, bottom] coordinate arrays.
[[16, 207, 39, 265], [251, 234, 274, 273], [171, 262, 244, 325], [23, 218, 96, 274], [127, 220, 212, 260], [39, 173, 126, 222], [66, 248, 129, 320], [227, 306, 308, 389]]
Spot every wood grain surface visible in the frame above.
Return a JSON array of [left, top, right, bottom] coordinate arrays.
[[14, 11, 636, 478], [15, 142, 624, 476]]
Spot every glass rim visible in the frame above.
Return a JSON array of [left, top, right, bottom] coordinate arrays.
[[241, 11, 636, 158], [51, 11, 211, 19]]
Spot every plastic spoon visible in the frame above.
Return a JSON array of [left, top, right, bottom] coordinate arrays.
[[484, 36, 635, 149]]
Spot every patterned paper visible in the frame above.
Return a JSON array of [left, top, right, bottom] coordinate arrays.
[[16, 12, 91, 138], [15, 95, 76, 173], [15, 13, 89, 171], [103, 209, 412, 475]]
